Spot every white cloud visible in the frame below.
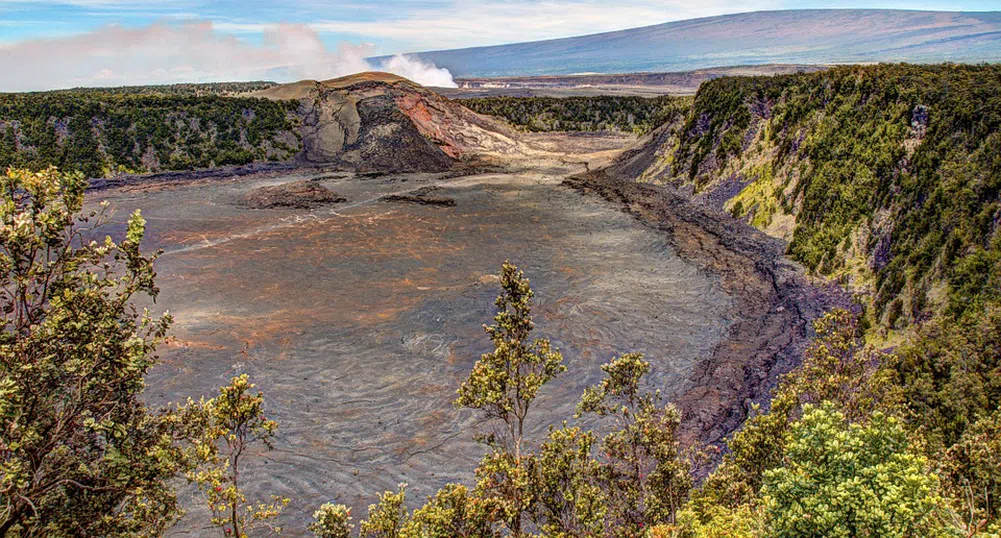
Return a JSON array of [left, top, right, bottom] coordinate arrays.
[[0, 0, 783, 91], [0, 0, 192, 8], [0, 0, 782, 56], [216, 0, 781, 51], [0, 21, 457, 92]]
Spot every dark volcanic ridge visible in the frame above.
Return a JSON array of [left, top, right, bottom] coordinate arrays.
[[380, 186, 457, 207], [78, 74, 527, 192], [569, 107, 851, 444], [563, 169, 852, 446], [239, 180, 348, 209], [375, 9, 1001, 77]]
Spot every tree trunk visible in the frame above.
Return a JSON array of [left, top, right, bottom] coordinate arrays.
[[0, 508, 23, 538]]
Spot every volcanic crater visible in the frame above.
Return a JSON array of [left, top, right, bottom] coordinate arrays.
[[87, 74, 843, 535]]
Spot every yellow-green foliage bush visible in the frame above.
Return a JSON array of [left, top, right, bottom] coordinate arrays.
[[762, 403, 947, 538]]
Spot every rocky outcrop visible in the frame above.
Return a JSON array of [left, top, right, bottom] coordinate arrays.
[[380, 186, 457, 207], [253, 73, 520, 173], [238, 180, 347, 209]]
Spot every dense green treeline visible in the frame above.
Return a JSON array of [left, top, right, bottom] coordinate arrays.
[[51, 81, 280, 97], [0, 91, 300, 177], [462, 95, 690, 134], [642, 64, 1001, 334]]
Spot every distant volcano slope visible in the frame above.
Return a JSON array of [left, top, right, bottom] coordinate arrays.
[[253, 72, 520, 173], [376, 10, 1001, 77]]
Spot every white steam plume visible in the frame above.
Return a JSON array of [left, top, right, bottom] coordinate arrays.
[[0, 21, 457, 92], [374, 54, 458, 88]]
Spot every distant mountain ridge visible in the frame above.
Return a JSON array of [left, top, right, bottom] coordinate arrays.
[[372, 9, 1001, 77]]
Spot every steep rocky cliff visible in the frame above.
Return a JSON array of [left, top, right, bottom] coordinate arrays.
[[253, 72, 520, 172], [598, 64, 1001, 334]]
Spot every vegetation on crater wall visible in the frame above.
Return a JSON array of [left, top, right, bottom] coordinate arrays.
[[640, 64, 1001, 334], [462, 95, 690, 135], [0, 91, 300, 178], [604, 64, 1001, 538]]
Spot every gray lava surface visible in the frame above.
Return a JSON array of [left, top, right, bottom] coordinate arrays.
[[94, 169, 734, 535]]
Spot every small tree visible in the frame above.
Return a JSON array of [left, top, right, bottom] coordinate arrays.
[[456, 261, 566, 459], [401, 484, 499, 538], [0, 167, 187, 536], [308, 503, 353, 538], [189, 374, 289, 537], [455, 261, 566, 536], [359, 484, 408, 538], [471, 451, 533, 537], [528, 424, 606, 538], [763, 402, 948, 538], [577, 353, 694, 535], [787, 309, 895, 421]]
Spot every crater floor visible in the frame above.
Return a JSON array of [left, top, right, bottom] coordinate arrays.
[[96, 165, 734, 535]]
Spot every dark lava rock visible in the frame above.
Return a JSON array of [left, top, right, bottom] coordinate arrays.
[[380, 186, 456, 207], [239, 180, 347, 209]]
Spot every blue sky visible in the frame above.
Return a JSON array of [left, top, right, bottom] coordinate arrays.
[[3, 0, 1000, 53], [1, 0, 999, 91]]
